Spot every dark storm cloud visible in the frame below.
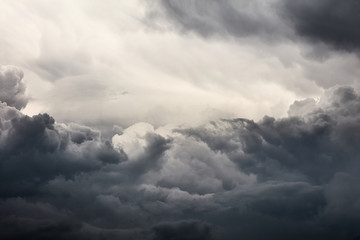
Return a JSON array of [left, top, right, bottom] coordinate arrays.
[[153, 0, 286, 41], [152, 220, 212, 240], [171, 86, 360, 238], [2, 82, 360, 239], [0, 65, 28, 110], [155, 0, 360, 53], [0, 103, 125, 197], [282, 0, 360, 51], [179, 86, 360, 184]]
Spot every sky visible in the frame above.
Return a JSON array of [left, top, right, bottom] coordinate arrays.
[[1, 0, 360, 239]]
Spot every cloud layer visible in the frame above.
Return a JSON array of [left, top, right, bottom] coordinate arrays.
[[282, 0, 360, 51], [156, 0, 360, 53], [1, 68, 360, 239], [154, 0, 287, 40], [1, 1, 360, 239], [2, 0, 360, 127]]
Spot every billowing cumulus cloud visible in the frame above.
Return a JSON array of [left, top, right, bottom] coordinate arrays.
[[0, 65, 28, 110], [0, 102, 125, 198], [1, 1, 360, 239], [1, 68, 360, 239]]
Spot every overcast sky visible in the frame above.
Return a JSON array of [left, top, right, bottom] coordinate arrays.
[[1, 0, 359, 127], [1, 0, 360, 239]]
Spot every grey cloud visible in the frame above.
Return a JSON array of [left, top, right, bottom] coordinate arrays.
[[152, 220, 212, 240], [2, 84, 360, 239], [34, 54, 90, 81], [0, 104, 125, 198], [126, 133, 171, 178], [5, 1, 360, 237], [0, 65, 28, 109], [0, 199, 212, 240], [153, 0, 287, 41], [287, 98, 317, 117], [153, 134, 252, 195], [57, 123, 101, 144], [145, 0, 360, 98], [178, 86, 360, 185], [169, 86, 360, 238], [155, 0, 360, 55], [247, 182, 324, 220], [282, 0, 360, 51]]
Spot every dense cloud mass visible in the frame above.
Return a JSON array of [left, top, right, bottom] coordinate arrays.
[[282, 0, 360, 51], [1, 1, 360, 239], [0, 104, 125, 198], [1, 70, 360, 239]]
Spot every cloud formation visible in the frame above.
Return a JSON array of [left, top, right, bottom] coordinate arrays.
[[0, 65, 28, 110], [282, 0, 360, 51], [1, 69, 360, 239], [2, 0, 359, 127], [1, 1, 360, 238], [156, 0, 360, 53], [0, 102, 125, 198], [153, 0, 287, 41]]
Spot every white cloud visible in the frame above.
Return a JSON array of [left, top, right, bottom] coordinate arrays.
[[0, 0, 358, 128]]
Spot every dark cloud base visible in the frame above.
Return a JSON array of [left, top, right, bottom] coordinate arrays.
[[155, 0, 360, 54], [282, 0, 360, 51], [153, 0, 286, 41], [2, 0, 360, 237], [0, 65, 360, 240], [1, 81, 360, 239]]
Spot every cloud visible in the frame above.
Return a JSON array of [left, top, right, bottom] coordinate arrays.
[[1, 1, 359, 132], [179, 86, 360, 184], [1, 0, 360, 227], [152, 220, 212, 240], [143, 0, 360, 101], [2, 84, 360, 239], [282, 0, 360, 51], [1, 0, 360, 238], [0, 65, 28, 109], [155, 0, 360, 54], [0, 102, 125, 198], [1, 0, 327, 126], [151, 0, 287, 41]]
